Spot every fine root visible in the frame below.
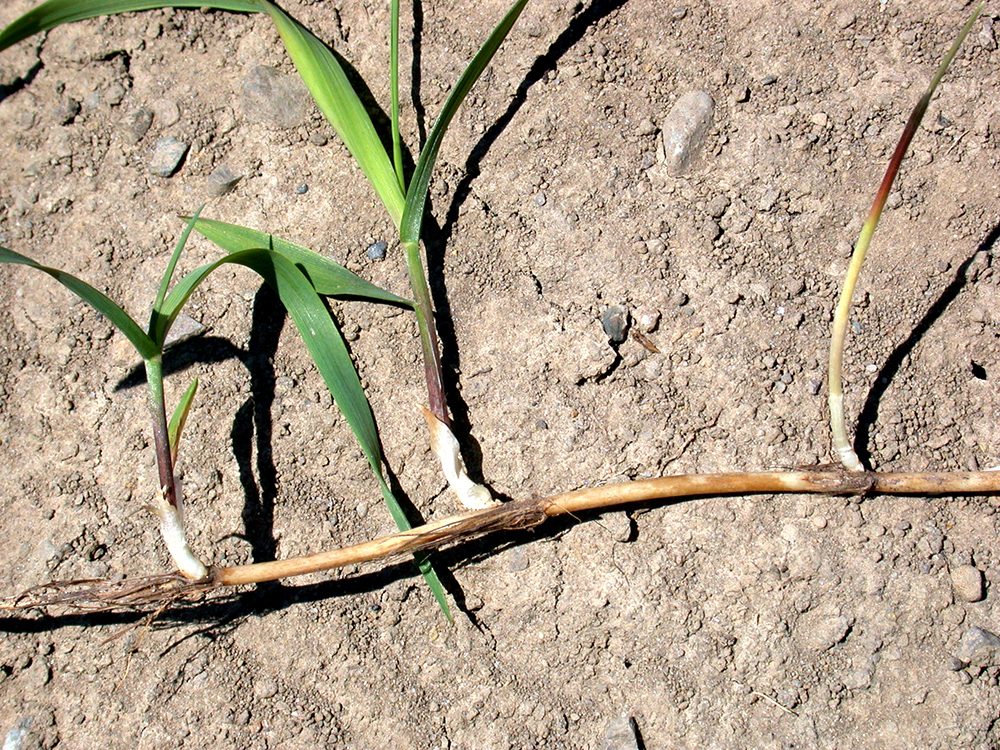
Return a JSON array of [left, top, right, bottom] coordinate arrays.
[[0, 572, 220, 615]]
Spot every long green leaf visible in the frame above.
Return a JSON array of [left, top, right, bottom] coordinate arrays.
[[156, 248, 449, 613], [190, 217, 411, 305], [0, 0, 261, 52], [259, 0, 406, 227], [0, 245, 158, 360], [400, 0, 528, 244], [390, 0, 405, 191], [150, 207, 204, 347]]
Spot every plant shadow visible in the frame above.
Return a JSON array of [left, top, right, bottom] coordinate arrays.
[[853, 220, 1000, 466], [0, 503, 652, 634], [420, 0, 632, 484]]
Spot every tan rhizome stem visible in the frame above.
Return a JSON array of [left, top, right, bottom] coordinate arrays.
[[4, 468, 998, 613], [828, 2, 984, 471], [213, 468, 1000, 586]]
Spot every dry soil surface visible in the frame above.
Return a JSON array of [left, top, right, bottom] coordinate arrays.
[[1, 0, 1000, 748]]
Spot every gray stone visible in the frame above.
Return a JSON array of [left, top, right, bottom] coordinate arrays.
[[366, 241, 388, 261], [148, 136, 189, 177], [54, 97, 81, 125], [661, 90, 715, 174], [953, 626, 1000, 667], [604, 714, 640, 750], [951, 565, 985, 603], [205, 164, 242, 197], [602, 305, 630, 344], [242, 65, 311, 129], [120, 107, 153, 144], [163, 313, 207, 350], [3, 717, 34, 750]]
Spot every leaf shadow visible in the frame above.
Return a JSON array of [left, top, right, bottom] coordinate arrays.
[[853, 220, 1000, 467], [419, 0, 632, 484]]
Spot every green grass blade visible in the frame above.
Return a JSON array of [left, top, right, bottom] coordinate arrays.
[[0, 245, 158, 360], [400, 0, 528, 244], [154, 248, 448, 612], [390, 0, 405, 191], [150, 206, 204, 347], [0, 0, 261, 52], [190, 217, 411, 305], [259, 0, 406, 227], [168, 377, 199, 466], [234, 248, 450, 615]]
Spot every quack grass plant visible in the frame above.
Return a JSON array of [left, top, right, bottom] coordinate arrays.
[[0, 207, 413, 581], [0, 0, 528, 614], [1, 1, 1000, 616]]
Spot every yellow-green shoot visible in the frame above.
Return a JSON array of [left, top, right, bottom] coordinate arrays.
[[828, 2, 985, 471]]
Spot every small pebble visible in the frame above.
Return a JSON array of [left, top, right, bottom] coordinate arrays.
[[54, 97, 81, 125], [836, 11, 857, 29], [366, 241, 388, 261], [604, 714, 641, 750], [295, 183, 309, 194], [148, 136, 189, 177], [150, 98, 180, 127], [661, 90, 714, 174], [636, 117, 657, 136], [163, 313, 207, 350], [534, 192, 547, 206], [951, 565, 985, 603], [953, 626, 1000, 665], [637, 309, 660, 333], [706, 195, 730, 218], [602, 305, 630, 344], [253, 676, 279, 699], [120, 106, 153, 144], [104, 82, 126, 106], [3, 717, 34, 750], [795, 609, 852, 652], [508, 548, 529, 572], [205, 164, 242, 197], [242, 66, 311, 129]]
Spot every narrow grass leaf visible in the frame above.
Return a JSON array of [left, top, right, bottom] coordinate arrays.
[[0, 0, 261, 52], [168, 378, 199, 466], [191, 217, 411, 305], [231, 248, 450, 615], [390, 0, 405, 191], [0, 245, 158, 360], [150, 207, 204, 347], [259, 0, 406, 226], [400, 0, 528, 244]]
